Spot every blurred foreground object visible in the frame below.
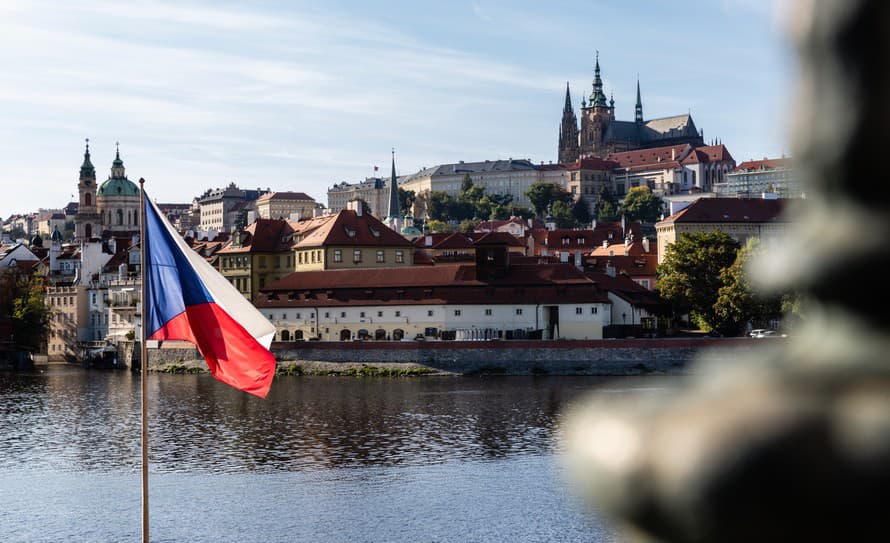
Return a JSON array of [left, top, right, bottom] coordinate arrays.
[[564, 1, 890, 541]]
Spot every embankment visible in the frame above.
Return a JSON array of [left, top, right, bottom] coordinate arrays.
[[140, 338, 763, 376]]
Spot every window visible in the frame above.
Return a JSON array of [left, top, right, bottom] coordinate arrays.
[[576, 307, 583, 315], [395, 250, 404, 263], [485, 309, 492, 316], [591, 307, 598, 314], [353, 250, 362, 263], [377, 311, 383, 317], [333, 250, 342, 263], [376, 250, 385, 263], [395, 311, 401, 317], [360, 312, 365, 318], [515, 308, 523, 315], [324, 312, 330, 318], [427, 310, 434, 317], [340, 312, 346, 318], [454, 309, 461, 316], [282, 313, 287, 320], [296, 313, 301, 319]]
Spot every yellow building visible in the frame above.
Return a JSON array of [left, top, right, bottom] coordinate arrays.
[[294, 202, 414, 272], [255, 191, 318, 220], [217, 219, 298, 301]]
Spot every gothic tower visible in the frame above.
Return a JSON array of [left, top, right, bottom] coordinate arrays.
[[635, 78, 644, 124], [579, 52, 616, 158], [558, 82, 580, 164], [74, 139, 101, 240]]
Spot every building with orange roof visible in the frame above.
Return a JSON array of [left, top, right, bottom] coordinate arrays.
[[292, 201, 414, 273], [217, 218, 297, 301]]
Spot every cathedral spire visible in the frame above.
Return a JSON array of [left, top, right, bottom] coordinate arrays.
[[564, 81, 573, 112], [635, 78, 644, 124], [590, 51, 608, 108], [387, 148, 400, 220], [559, 82, 580, 164]]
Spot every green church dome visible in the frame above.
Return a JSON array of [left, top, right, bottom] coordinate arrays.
[[98, 176, 140, 197]]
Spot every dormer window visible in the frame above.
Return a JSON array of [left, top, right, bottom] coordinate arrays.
[[369, 227, 380, 237], [344, 226, 356, 237]]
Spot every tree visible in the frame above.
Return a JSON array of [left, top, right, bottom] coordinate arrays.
[[572, 198, 592, 226], [461, 173, 474, 193], [398, 188, 416, 216], [619, 186, 666, 223], [550, 200, 576, 229], [458, 219, 480, 233], [425, 191, 452, 222], [526, 182, 572, 217], [0, 270, 50, 352], [656, 230, 741, 330], [595, 186, 620, 222], [426, 219, 452, 233]]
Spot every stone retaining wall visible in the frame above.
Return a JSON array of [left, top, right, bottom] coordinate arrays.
[[140, 338, 767, 375]]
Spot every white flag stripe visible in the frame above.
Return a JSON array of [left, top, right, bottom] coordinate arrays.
[[147, 198, 276, 348]]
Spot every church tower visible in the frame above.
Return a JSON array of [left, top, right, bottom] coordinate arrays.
[[579, 52, 616, 158], [635, 78, 644, 124], [558, 82, 580, 164], [74, 139, 101, 240], [384, 149, 402, 230]]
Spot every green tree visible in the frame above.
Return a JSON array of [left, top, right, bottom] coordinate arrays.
[[713, 238, 785, 335], [572, 198, 592, 226], [426, 219, 452, 233], [550, 200, 576, 229], [398, 188, 416, 216], [595, 186, 620, 222], [0, 271, 50, 352], [458, 219, 480, 233], [619, 186, 666, 223], [656, 230, 741, 329], [461, 173, 474, 193], [526, 182, 572, 217], [425, 191, 452, 222]]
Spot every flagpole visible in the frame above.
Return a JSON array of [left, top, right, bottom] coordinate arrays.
[[138, 177, 149, 543]]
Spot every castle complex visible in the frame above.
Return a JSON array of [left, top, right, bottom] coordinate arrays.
[[558, 53, 704, 163]]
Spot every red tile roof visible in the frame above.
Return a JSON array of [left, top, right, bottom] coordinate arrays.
[[294, 209, 412, 248], [219, 218, 295, 254], [564, 157, 620, 171], [680, 144, 735, 165], [258, 263, 610, 307], [608, 144, 691, 168], [658, 197, 788, 224], [583, 271, 669, 312]]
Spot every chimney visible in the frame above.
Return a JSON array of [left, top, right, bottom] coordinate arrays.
[[603, 239, 609, 249], [671, 148, 676, 161]]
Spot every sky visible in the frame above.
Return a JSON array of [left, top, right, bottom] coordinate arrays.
[[0, 0, 795, 219]]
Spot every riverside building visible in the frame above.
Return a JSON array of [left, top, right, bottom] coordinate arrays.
[[257, 241, 611, 342]]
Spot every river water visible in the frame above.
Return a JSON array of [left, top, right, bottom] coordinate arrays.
[[0, 367, 668, 542]]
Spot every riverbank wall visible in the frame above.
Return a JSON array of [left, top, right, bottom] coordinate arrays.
[[137, 338, 765, 376]]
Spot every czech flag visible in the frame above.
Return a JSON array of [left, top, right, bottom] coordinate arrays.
[[143, 194, 276, 398]]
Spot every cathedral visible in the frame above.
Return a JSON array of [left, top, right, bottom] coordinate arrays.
[[558, 53, 704, 163], [74, 140, 141, 241]]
